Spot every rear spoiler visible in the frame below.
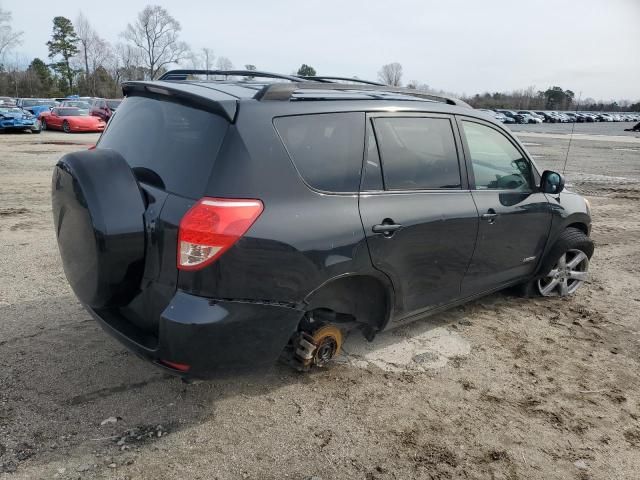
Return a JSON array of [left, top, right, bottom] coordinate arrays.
[[121, 81, 237, 122]]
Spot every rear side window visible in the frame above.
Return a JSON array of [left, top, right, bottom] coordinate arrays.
[[274, 112, 365, 192], [98, 96, 229, 197], [373, 117, 461, 190], [361, 121, 384, 191]]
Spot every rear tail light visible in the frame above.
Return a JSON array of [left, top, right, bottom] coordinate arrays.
[[178, 197, 263, 271]]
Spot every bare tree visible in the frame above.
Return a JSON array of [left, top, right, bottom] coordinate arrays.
[[106, 42, 144, 95], [215, 56, 233, 79], [202, 48, 214, 72], [122, 5, 190, 79], [74, 13, 114, 95], [89, 37, 113, 94], [185, 50, 202, 69], [244, 64, 256, 80], [216, 56, 233, 71], [0, 5, 23, 61], [378, 62, 403, 86], [74, 12, 94, 78]]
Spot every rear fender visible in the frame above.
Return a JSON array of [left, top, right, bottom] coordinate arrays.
[[303, 273, 394, 332]]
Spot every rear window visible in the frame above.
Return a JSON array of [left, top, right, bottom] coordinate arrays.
[[274, 112, 365, 192], [98, 96, 229, 197]]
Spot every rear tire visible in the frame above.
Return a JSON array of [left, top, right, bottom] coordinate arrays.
[[516, 227, 594, 298]]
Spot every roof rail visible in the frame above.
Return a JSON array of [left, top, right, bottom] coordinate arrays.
[[299, 76, 385, 86], [255, 82, 471, 107], [158, 69, 305, 82]]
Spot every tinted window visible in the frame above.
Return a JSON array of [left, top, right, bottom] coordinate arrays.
[[462, 121, 533, 191], [57, 108, 88, 116], [23, 99, 55, 107], [361, 121, 383, 191], [274, 113, 365, 192], [64, 101, 91, 109], [374, 117, 461, 190], [98, 95, 229, 197]]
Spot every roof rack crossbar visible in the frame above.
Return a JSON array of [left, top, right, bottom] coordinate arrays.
[[299, 76, 385, 86], [256, 82, 470, 107], [158, 69, 306, 83]]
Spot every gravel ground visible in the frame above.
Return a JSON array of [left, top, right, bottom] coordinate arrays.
[[1, 125, 639, 480]]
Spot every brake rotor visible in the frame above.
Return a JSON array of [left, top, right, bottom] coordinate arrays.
[[311, 325, 344, 367], [294, 324, 344, 369]]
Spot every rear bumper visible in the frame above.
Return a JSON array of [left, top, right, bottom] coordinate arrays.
[[88, 291, 303, 377]]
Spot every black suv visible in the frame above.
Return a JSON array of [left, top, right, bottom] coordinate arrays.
[[52, 70, 593, 376]]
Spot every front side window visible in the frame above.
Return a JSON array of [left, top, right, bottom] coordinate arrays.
[[462, 121, 534, 191], [373, 117, 461, 190]]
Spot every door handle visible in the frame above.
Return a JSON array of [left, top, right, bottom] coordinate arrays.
[[372, 222, 403, 235], [481, 209, 498, 224]]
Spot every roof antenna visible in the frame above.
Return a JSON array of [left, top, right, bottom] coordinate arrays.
[[561, 91, 582, 175]]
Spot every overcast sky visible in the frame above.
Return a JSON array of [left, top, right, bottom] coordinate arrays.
[[5, 0, 640, 101]]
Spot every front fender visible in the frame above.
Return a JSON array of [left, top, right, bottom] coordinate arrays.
[[535, 191, 592, 275]]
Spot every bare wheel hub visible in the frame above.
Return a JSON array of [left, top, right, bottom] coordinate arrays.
[[294, 325, 343, 369]]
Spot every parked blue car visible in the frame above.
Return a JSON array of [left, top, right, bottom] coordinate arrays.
[[0, 106, 41, 133], [16, 98, 58, 117]]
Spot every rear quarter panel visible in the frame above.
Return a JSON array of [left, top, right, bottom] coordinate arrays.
[[176, 103, 376, 305]]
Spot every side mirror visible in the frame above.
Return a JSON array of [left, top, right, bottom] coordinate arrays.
[[540, 170, 565, 194]]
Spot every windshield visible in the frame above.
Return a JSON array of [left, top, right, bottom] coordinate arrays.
[[22, 99, 56, 107], [0, 107, 22, 114], [106, 100, 122, 109], [57, 109, 89, 116], [63, 101, 91, 109]]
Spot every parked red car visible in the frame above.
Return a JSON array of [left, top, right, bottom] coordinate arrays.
[[39, 107, 106, 133], [90, 98, 122, 122]]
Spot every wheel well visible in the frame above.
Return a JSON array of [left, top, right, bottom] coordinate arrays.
[[304, 275, 390, 332], [566, 222, 588, 235]]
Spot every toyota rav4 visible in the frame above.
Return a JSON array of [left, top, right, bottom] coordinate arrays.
[[51, 70, 594, 377]]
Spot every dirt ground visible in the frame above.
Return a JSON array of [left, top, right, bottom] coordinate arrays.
[[0, 124, 639, 480]]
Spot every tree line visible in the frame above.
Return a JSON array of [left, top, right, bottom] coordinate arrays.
[[0, 4, 637, 111], [464, 86, 640, 113], [0, 4, 242, 98]]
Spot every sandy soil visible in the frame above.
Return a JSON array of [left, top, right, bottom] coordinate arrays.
[[0, 126, 639, 480]]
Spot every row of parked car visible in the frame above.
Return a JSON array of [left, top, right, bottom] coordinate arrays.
[[480, 109, 640, 125], [0, 95, 121, 133]]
